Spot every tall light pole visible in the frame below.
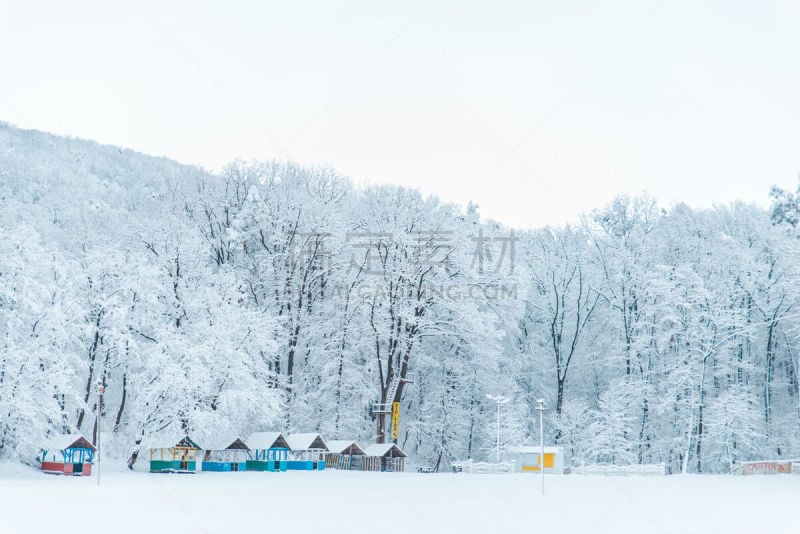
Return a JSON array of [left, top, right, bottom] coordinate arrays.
[[535, 399, 546, 496], [486, 394, 509, 463], [96, 383, 105, 486]]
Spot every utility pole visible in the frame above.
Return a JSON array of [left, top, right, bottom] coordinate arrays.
[[96, 383, 105, 486], [536, 399, 546, 496], [486, 394, 509, 463]]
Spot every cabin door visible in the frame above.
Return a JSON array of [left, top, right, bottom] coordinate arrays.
[[179, 449, 190, 471], [73, 463, 83, 474]]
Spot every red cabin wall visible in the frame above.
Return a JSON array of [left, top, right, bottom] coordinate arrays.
[[41, 461, 65, 474], [40, 462, 92, 475]]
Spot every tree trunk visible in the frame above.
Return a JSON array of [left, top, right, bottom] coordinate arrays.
[[115, 371, 128, 431], [765, 321, 776, 437], [76, 310, 103, 430]]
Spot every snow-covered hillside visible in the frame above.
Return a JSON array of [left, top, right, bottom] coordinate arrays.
[[1, 122, 799, 473]]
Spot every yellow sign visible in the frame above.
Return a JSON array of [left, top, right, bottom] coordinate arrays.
[[391, 402, 400, 440], [521, 453, 555, 472]]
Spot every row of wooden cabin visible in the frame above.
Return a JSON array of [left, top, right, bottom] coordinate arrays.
[[325, 441, 407, 473], [38, 432, 407, 476], [149, 433, 407, 474]]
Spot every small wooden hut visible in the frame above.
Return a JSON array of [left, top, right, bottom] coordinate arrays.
[[363, 443, 407, 472], [286, 433, 328, 471], [245, 432, 290, 472], [149, 436, 201, 473], [40, 434, 95, 476], [202, 438, 249, 472], [325, 440, 366, 470]]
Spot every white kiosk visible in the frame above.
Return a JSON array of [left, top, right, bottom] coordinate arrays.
[[504, 446, 565, 474]]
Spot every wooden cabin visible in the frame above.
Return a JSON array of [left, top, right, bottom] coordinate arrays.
[[40, 434, 95, 476], [363, 443, 407, 472], [202, 438, 249, 472], [325, 440, 366, 470], [286, 433, 328, 471], [149, 436, 201, 473], [245, 432, 290, 472]]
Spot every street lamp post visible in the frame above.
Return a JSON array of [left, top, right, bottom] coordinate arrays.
[[96, 383, 105, 486], [535, 399, 546, 496], [486, 394, 510, 463]]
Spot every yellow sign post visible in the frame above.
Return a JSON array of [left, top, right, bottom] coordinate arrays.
[[391, 402, 400, 441]]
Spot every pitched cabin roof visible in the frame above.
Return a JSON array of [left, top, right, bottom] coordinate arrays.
[[325, 440, 366, 456], [246, 432, 290, 450], [43, 434, 96, 452], [286, 433, 328, 451], [205, 437, 250, 451], [176, 436, 201, 449], [363, 443, 407, 458], [147, 435, 202, 450]]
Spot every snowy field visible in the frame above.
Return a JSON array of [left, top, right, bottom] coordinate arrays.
[[0, 463, 797, 534]]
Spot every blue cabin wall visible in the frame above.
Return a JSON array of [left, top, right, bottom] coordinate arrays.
[[246, 448, 289, 472], [286, 457, 326, 471], [202, 448, 248, 472], [201, 461, 246, 472], [287, 449, 326, 471]]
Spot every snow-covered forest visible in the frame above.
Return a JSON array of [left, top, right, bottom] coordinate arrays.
[[1, 122, 799, 473]]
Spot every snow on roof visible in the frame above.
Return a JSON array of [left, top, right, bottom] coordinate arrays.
[[140, 434, 179, 451], [363, 443, 407, 458], [144, 435, 201, 450], [286, 433, 328, 451], [176, 436, 201, 449], [205, 437, 250, 451], [246, 432, 290, 450], [325, 440, 366, 456], [42, 434, 95, 452]]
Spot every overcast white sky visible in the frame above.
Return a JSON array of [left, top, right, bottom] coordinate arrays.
[[1, 1, 799, 228]]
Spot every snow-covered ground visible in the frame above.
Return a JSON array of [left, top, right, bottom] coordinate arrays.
[[0, 463, 797, 534]]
